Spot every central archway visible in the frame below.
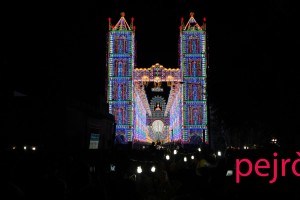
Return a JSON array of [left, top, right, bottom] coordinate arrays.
[[132, 63, 183, 144], [151, 120, 165, 141]]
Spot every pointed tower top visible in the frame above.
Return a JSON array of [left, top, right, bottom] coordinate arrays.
[[183, 12, 202, 31], [112, 11, 132, 31]]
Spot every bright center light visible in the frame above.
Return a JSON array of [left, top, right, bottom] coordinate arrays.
[[152, 120, 164, 134], [198, 148, 201, 152], [191, 155, 194, 160], [184, 157, 187, 162], [217, 151, 221, 156]]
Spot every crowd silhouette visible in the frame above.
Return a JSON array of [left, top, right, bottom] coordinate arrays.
[[1, 144, 300, 200]]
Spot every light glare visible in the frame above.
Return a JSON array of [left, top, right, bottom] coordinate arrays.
[[151, 166, 156, 172], [137, 166, 142, 174]]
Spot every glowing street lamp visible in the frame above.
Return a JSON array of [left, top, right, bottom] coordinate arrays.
[[166, 155, 170, 160], [173, 149, 177, 155], [137, 166, 142, 174], [271, 138, 277, 144], [151, 166, 156, 173]]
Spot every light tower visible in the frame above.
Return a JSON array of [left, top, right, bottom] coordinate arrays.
[[179, 12, 209, 145], [106, 12, 135, 143]]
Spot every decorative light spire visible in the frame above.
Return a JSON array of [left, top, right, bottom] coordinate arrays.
[[180, 17, 184, 31], [202, 17, 206, 31], [183, 12, 201, 31], [108, 17, 112, 30], [130, 17, 134, 29], [112, 11, 132, 31]]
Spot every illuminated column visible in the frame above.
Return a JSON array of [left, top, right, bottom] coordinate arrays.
[[179, 12, 208, 144], [133, 90, 147, 142], [106, 13, 135, 143]]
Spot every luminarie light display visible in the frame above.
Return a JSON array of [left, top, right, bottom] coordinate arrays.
[[106, 12, 208, 145]]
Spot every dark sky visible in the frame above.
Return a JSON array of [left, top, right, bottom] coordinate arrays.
[[7, 1, 299, 137]]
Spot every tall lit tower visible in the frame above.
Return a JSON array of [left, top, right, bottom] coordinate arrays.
[[106, 12, 135, 143], [179, 12, 209, 144]]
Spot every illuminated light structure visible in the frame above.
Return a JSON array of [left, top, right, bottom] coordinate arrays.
[[166, 82, 183, 142], [133, 63, 181, 143], [133, 83, 152, 143], [179, 12, 208, 144], [106, 12, 208, 145], [134, 64, 182, 144], [106, 12, 135, 143], [149, 95, 167, 143]]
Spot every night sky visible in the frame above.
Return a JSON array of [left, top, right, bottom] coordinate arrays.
[[7, 1, 299, 142]]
